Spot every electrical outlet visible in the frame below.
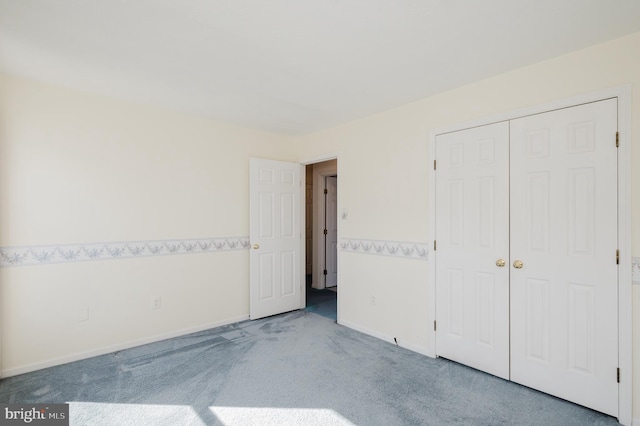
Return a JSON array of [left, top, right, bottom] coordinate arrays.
[[151, 296, 162, 310], [76, 307, 89, 322], [370, 296, 376, 306]]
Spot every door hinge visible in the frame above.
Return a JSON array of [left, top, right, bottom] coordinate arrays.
[[434, 320, 437, 331], [323, 269, 328, 275], [433, 160, 437, 170], [324, 229, 328, 235], [617, 368, 620, 383], [616, 249, 620, 265], [433, 240, 437, 251], [324, 188, 328, 194], [616, 131, 619, 148]]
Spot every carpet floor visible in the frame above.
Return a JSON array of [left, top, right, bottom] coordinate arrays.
[[304, 286, 337, 320], [0, 293, 619, 425]]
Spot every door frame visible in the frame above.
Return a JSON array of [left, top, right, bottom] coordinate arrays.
[[427, 86, 632, 425]]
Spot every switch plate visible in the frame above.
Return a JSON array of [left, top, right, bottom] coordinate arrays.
[[151, 296, 162, 310]]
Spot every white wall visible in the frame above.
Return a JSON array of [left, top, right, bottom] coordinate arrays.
[[0, 73, 295, 374], [296, 31, 640, 420]]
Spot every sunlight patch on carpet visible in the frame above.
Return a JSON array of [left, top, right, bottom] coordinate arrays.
[[209, 406, 356, 425], [68, 402, 205, 426]]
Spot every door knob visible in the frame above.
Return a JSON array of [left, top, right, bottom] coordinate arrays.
[[252, 244, 260, 250], [496, 259, 506, 267], [513, 260, 524, 269]]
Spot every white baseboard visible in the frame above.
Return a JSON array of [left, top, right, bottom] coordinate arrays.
[[1, 315, 249, 378], [401, 340, 435, 358], [338, 319, 433, 358]]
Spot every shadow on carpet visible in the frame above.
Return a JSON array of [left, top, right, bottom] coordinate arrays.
[[304, 287, 337, 320]]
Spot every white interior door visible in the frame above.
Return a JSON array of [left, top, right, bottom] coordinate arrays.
[[509, 99, 619, 416], [434, 121, 510, 379], [325, 176, 338, 287], [249, 158, 303, 320]]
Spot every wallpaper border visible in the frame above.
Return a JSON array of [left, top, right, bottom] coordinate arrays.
[[0, 237, 250, 268], [340, 238, 429, 261], [339, 240, 640, 278], [2, 238, 635, 278]]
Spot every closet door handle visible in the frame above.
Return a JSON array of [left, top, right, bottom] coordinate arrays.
[[496, 259, 506, 267], [252, 244, 260, 250], [513, 260, 524, 269]]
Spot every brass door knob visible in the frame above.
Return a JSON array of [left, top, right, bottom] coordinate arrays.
[[496, 259, 506, 267], [513, 260, 524, 269], [252, 244, 260, 250]]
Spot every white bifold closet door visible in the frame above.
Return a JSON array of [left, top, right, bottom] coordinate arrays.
[[434, 121, 510, 380], [435, 98, 618, 417], [509, 99, 618, 417]]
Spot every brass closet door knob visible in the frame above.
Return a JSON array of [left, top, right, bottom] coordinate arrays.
[[513, 260, 524, 269], [496, 259, 506, 267], [252, 244, 260, 249]]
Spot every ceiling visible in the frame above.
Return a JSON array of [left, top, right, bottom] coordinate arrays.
[[1, 1, 640, 135]]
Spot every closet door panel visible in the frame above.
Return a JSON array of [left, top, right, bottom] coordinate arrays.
[[434, 121, 510, 379], [510, 99, 618, 417]]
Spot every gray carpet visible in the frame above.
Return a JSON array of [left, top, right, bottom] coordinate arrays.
[[0, 306, 619, 425], [304, 287, 337, 320]]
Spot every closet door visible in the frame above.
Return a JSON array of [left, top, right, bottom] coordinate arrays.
[[509, 99, 618, 416], [434, 122, 510, 379]]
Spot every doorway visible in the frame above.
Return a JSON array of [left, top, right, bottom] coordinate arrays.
[[304, 159, 338, 319]]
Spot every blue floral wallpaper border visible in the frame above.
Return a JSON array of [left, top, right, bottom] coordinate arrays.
[[0, 237, 250, 268], [340, 238, 429, 261], [2, 236, 636, 281], [339, 240, 640, 281]]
